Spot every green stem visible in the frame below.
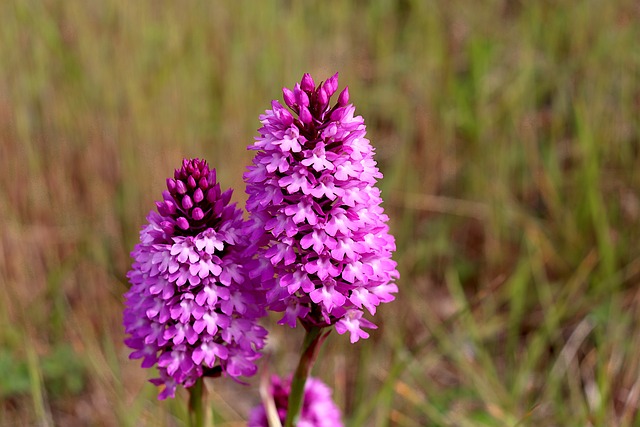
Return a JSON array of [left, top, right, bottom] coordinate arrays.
[[284, 326, 328, 427], [188, 377, 207, 427]]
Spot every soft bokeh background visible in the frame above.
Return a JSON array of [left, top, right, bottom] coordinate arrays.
[[1, 1, 639, 426]]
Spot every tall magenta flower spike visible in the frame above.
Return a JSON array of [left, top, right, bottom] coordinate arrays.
[[248, 375, 344, 427], [244, 73, 399, 343], [124, 158, 267, 400]]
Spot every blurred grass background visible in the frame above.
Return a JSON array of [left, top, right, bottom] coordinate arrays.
[[1, 0, 639, 425]]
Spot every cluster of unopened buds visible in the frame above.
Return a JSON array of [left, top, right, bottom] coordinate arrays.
[[123, 73, 398, 425]]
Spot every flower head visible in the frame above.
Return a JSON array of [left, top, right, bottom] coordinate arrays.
[[248, 375, 343, 427], [244, 73, 399, 342], [124, 158, 267, 399]]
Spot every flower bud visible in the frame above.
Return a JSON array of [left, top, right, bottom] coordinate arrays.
[[337, 86, 350, 106], [299, 106, 313, 125], [191, 207, 204, 221], [301, 73, 315, 92], [317, 87, 329, 108], [175, 180, 187, 195], [193, 188, 204, 203], [182, 195, 193, 209], [176, 216, 189, 230], [323, 72, 339, 97], [282, 87, 296, 108]]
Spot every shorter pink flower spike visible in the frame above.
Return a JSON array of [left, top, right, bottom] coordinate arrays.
[[124, 158, 268, 399], [248, 375, 343, 427]]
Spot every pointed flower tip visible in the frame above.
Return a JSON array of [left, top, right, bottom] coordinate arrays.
[[282, 87, 295, 108], [299, 106, 313, 125], [323, 72, 339, 96], [337, 86, 350, 106], [166, 178, 176, 192], [301, 73, 315, 92], [300, 91, 310, 107], [175, 179, 187, 195], [221, 187, 233, 205], [318, 87, 329, 106]]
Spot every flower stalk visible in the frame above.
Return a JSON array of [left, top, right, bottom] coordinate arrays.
[[188, 378, 207, 427], [284, 326, 329, 427]]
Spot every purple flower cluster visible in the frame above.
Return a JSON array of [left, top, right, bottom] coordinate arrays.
[[244, 73, 399, 342], [248, 375, 343, 427], [123, 158, 267, 399]]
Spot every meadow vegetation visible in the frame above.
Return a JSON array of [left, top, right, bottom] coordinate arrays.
[[0, 0, 639, 425]]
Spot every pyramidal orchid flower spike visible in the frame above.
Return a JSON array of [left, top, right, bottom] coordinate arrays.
[[123, 158, 267, 401], [248, 375, 344, 427], [244, 73, 399, 343]]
